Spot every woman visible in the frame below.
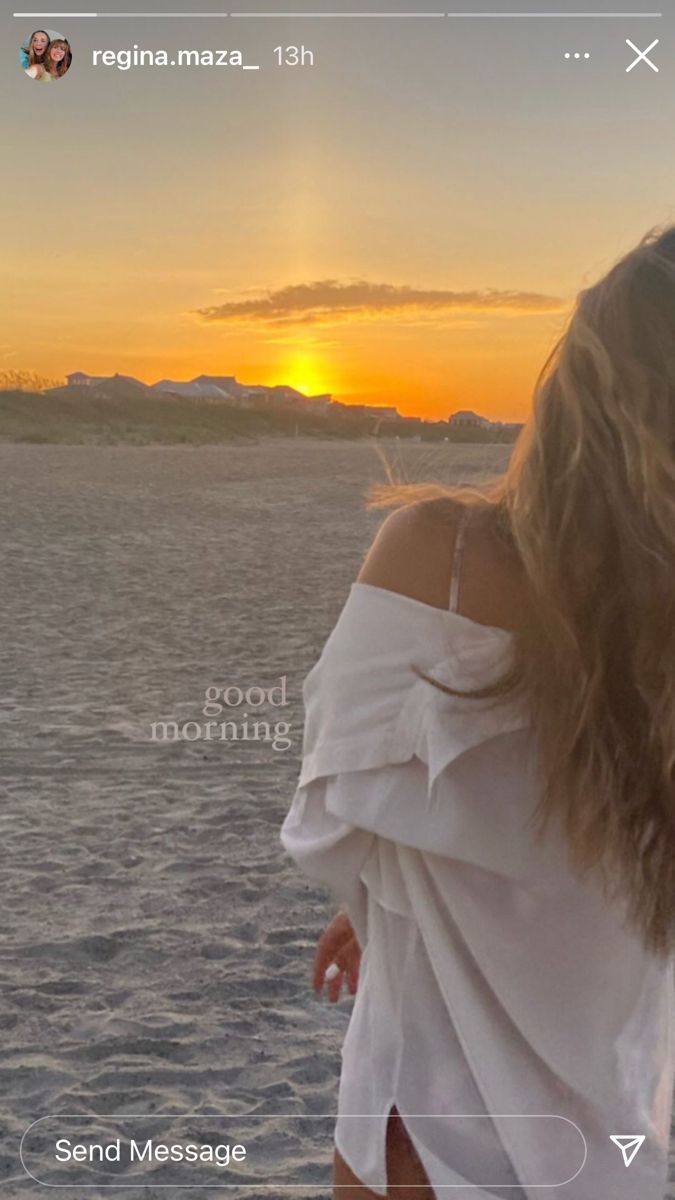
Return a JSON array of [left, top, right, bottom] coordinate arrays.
[[42, 39, 72, 80], [281, 226, 675, 1199], [23, 30, 50, 78]]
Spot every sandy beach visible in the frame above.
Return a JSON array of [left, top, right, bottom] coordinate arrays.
[[1, 439, 672, 1198]]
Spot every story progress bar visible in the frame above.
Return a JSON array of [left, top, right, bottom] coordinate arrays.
[[11, 10, 665, 18]]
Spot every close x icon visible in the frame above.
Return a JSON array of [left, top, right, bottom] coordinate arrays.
[[625, 37, 659, 71]]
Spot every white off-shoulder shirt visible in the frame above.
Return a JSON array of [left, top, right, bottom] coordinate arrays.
[[280, 581, 674, 1200]]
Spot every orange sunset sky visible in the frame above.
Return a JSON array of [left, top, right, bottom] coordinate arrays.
[[3, 2, 674, 421]]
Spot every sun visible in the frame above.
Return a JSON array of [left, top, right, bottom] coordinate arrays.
[[281, 352, 330, 398]]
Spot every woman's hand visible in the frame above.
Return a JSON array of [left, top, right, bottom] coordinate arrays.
[[313, 911, 361, 1002]]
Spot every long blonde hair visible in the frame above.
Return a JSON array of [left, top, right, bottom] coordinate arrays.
[[28, 30, 50, 66], [371, 226, 675, 955]]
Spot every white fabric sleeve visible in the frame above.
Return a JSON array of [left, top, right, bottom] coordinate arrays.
[[280, 778, 374, 946]]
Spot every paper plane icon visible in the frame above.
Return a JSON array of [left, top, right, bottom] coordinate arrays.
[[609, 1135, 646, 1167]]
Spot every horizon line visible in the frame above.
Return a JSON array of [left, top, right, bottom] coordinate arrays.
[[2, 369, 525, 425]]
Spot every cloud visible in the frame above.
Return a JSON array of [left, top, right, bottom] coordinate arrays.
[[194, 279, 564, 328]]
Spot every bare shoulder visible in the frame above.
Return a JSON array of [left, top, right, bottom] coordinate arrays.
[[357, 496, 526, 631], [357, 497, 466, 611]]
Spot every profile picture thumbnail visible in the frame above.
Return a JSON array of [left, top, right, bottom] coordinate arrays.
[[21, 29, 72, 81]]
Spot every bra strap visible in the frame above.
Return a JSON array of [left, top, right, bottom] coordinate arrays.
[[448, 507, 470, 613]]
